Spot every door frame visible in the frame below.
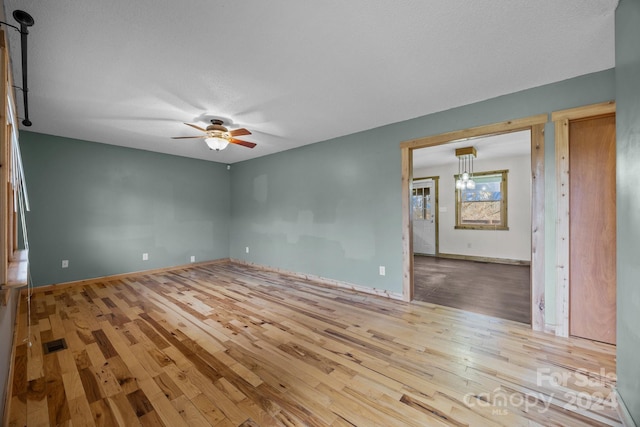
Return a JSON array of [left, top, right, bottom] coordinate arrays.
[[552, 101, 616, 338], [413, 176, 439, 256], [400, 114, 547, 331]]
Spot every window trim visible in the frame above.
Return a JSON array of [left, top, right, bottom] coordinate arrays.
[[1, 28, 29, 301], [454, 169, 509, 230]]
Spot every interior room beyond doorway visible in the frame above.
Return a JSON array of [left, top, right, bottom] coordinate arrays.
[[414, 256, 531, 323], [412, 130, 532, 324]]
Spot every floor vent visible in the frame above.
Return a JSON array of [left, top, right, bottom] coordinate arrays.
[[43, 338, 67, 354]]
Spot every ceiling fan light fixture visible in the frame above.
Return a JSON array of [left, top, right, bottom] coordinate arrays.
[[205, 136, 230, 151], [172, 120, 255, 150]]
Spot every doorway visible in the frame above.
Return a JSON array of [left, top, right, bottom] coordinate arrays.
[[400, 114, 547, 331], [410, 131, 532, 324]]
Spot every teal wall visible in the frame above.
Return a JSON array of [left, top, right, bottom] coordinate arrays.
[[230, 70, 615, 304], [20, 132, 231, 286], [615, 0, 640, 423], [230, 129, 403, 291]]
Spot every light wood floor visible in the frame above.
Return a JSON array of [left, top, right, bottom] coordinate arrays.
[[7, 262, 620, 426], [413, 256, 531, 324]]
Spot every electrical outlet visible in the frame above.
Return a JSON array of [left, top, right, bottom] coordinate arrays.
[[379, 266, 386, 276], [142, 253, 149, 261], [190, 255, 196, 263], [245, 247, 249, 254], [61, 260, 69, 268]]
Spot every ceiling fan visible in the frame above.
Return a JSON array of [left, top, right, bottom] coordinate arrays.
[[172, 119, 256, 151]]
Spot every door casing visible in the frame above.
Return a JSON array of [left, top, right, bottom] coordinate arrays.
[[400, 114, 547, 331]]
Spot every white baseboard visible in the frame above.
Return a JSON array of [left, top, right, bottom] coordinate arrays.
[[231, 259, 404, 301], [435, 252, 531, 266]]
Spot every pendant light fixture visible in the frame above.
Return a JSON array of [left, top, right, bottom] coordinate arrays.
[[455, 146, 477, 190]]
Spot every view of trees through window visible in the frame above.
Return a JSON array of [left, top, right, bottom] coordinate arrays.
[[455, 170, 508, 229], [412, 186, 432, 221]]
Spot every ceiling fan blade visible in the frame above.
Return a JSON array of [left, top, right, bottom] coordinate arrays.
[[229, 128, 251, 137], [230, 138, 257, 148], [171, 135, 206, 139], [184, 123, 207, 132]]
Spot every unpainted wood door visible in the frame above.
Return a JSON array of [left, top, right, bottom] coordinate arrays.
[[569, 113, 616, 344]]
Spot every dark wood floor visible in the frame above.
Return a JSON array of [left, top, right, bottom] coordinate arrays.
[[413, 256, 531, 324]]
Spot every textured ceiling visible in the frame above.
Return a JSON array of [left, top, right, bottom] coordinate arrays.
[[3, 0, 617, 164], [413, 130, 531, 170]]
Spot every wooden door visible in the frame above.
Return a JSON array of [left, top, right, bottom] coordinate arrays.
[[569, 113, 616, 344]]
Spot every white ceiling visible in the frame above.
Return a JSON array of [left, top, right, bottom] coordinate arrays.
[[412, 130, 531, 170], [3, 0, 617, 164]]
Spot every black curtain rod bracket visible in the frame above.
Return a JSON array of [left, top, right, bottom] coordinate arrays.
[[0, 10, 34, 127]]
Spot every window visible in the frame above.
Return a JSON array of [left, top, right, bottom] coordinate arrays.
[[1, 31, 30, 301], [455, 170, 508, 230], [412, 186, 432, 221]]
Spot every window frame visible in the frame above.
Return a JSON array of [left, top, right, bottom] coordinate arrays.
[[1, 28, 29, 301], [454, 169, 509, 230]]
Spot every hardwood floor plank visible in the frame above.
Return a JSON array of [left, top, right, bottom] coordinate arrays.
[[153, 371, 184, 401], [85, 342, 107, 368], [106, 392, 142, 426], [49, 310, 67, 339], [126, 389, 154, 417], [138, 409, 166, 427], [92, 329, 119, 359], [166, 354, 247, 425], [7, 261, 619, 426], [67, 395, 96, 427], [190, 393, 228, 425], [8, 395, 27, 427], [92, 362, 124, 398], [78, 367, 103, 404], [106, 355, 139, 395], [26, 393, 50, 427], [11, 343, 28, 398], [44, 353, 71, 425], [60, 365, 85, 401], [171, 394, 214, 427], [90, 398, 119, 427], [399, 393, 467, 427], [27, 326, 44, 381], [146, 390, 198, 427], [315, 382, 404, 427]]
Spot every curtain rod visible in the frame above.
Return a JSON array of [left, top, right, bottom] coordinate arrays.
[[1, 10, 34, 127]]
